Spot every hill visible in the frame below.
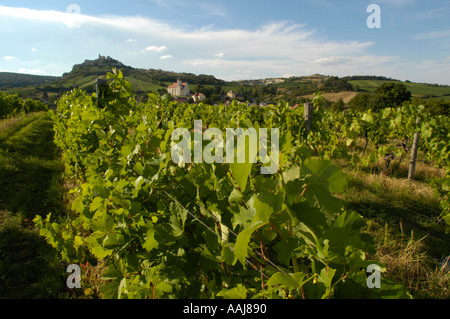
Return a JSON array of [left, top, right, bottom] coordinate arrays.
[[0, 72, 60, 88], [0, 55, 227, 101], [1, 56, 450, 107], [46, 55, 227, 95]]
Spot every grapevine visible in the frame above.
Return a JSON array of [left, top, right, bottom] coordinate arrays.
[[34, 69, 419, 299]]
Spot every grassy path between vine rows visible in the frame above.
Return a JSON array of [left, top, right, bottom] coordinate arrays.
[[337, 158, 450, 298], [0, 112, 67, 298]]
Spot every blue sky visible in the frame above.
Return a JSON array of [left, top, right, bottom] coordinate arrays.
[[0, 0, 449, 84]]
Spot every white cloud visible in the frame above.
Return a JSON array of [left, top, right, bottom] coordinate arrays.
[[150, 0, 227, 17], [413, 29, 450, 40], [376, 0, 416, 7], [18, 68, 46, 75], [313, 57, 351, 65], [1, 4, 448, 84], [31, 48, 37, 52], [1, 56, 18, 60], [145, 45, 168, 52]]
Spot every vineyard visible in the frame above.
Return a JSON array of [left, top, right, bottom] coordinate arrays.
[[28, 69, 449, 299]]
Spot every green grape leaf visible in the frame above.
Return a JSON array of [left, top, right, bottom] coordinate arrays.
[[290, 201, 328, 231], [333, 210, 366, 230], [216, 177, 232, 201], [134, 176, 145, 191], [282, 165, 300, 183], [228, 188, 243, 204], [221, 245, 235, 265], [86, 235, 113, 260], [230, 162, 253, 193], [90, 196, 105, 213], [318, 267, 337, 298], [301, 158, 347, 216], [71, 196, 85, 214], [231, 207, 256, 230], [217, 284, 247, 299], [303, 158, 348, 194], [233, 222, 265, 267], [267, 272, 308, 288], [322, 227, 364, 256], [100, 279, 121, 299], [143, 223, 159, 252], [274, 237, 301, 266], [250, 191, 283, 224], [103, 232, 126, 249]]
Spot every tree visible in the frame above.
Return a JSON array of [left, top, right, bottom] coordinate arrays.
[[213, 85, 223, 95], [374, 82, 411, 107], [157, 88, 167, 96], [210, 94, 221, 104], [322, 76, 354, 92], [331, 98, 346, 112], [23, 98, 48, 114], [367, 93, 391, 112], [194, 84, 205, 94], [349, 83, 412, 112], [348, 93, 371, 111], [410, 97, 450, 116]]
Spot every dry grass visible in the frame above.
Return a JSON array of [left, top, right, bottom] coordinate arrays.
[[0, 113, 39, 136], [339, 158, 450, 299], [80, 261, 107, 298], [0, 114, 28, 132], [376, 226, 450, 299], [301, 91, 358, 103], [341, 166, 441, 218]]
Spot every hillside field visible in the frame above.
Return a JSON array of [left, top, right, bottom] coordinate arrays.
[[349, 80, 450, 100]]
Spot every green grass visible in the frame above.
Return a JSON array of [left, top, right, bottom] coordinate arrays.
[[125, 77, 164, 92], [349, 80, 450, 99], [0, 112, 68, 298], [53, 74, 165, 93]]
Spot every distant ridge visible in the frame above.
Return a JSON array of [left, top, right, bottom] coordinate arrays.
[[0, 72, 60, 88], [60, 54, 225, 86], [1, 55, 449, 103]]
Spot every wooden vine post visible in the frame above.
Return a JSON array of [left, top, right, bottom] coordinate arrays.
[[408, 117, 420, 181], [304, 102, 313, 135]]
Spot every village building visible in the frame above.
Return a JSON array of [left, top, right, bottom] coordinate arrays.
[[168, 79, 190, 97], [192, 93, 206, 102], [226, 90, 245, 102], [227, 90, 236, 99]]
